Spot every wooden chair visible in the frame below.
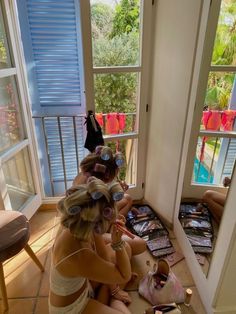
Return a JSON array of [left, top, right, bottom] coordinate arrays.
[[0, 210, 44, 312]]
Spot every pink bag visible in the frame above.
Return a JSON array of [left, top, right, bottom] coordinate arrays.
[[138, 259, 185, 305]]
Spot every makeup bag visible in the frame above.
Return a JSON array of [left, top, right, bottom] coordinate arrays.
[[179, 202, 213, 253], [139, 259, 185, 305], [126, 205, 175, 257]]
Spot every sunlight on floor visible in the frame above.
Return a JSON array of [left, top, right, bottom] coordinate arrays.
[[0, 210, 206, 314]]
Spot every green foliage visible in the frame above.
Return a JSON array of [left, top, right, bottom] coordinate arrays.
[[91, 0, 140, 120], [206, 0, 236, 110], [0, 41, 7, 63], [93, 31, 139, 67], [109, 0, 140, 38], [93, 31, 138, 114], [212, 0, 236, 65], [91, 3, 113, 39], [206, 73, 234, 110]]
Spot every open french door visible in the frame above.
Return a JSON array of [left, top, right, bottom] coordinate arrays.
[[0, 0, 41, 218]]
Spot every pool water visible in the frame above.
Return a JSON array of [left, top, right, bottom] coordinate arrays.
[[193, 158, 213, 183]]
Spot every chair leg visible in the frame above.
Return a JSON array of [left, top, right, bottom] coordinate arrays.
[[0, 262, 9, 312], [24, 244, 44, 272]]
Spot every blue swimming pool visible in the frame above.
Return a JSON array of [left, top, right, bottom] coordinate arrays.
[[193, 158, 213, 183]]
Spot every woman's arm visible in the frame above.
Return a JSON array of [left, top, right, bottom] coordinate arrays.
[[93, 233, 110, 261], [57, 225, 132, 285], [81, 245, 131, 285], [57, 244, 131, 286]]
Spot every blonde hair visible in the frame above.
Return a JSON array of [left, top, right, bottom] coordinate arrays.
[[80, 146, 125, 182], [58, 178, 123, 240]]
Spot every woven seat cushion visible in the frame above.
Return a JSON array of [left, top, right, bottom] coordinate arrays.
[[0, 210, 30, 262]]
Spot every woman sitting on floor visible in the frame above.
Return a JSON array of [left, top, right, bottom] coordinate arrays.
[[49, 178, 132, 314]]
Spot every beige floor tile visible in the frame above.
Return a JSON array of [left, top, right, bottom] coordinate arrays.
[[39, 251, 51, 297], [29, 211, 58, 246], [0, 298, 36, 314], [4, 248, 47, 298], [170, 240, 194, 287], [171, 258, 194, 287], [34, 297, 49, 314], [0, 210, 208, 314], [128, 291, 151, 314]]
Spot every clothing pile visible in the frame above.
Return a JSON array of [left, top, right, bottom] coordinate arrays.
[[126, 205, 175, 258], [179, 202, 213, 254]]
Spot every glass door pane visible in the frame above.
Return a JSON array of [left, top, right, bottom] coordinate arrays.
[[2, 147, 35, 211], [0, 1, 41, 217], [94, 72, 139, 134], [89, 0, 147, 198], [0, 76, 25, 153], [0, 6, 12, 69], [91, 0, 141, 67]]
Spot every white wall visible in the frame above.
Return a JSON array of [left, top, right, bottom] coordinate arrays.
[[145, 0, 202, 222]]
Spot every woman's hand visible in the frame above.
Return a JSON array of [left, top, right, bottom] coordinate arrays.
[[111, 215, 126, 244], [111, 223, 123, 244]]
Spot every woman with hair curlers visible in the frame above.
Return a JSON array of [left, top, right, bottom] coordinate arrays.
[[72, 145, 146, 256], [72, 146, 146, 304], [49, 178, 132, 314], [73, 145, 132, 217]]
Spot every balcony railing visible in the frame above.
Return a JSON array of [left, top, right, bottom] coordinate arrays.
[[32, 110, 236, 195], [33, 112, 137, 197]]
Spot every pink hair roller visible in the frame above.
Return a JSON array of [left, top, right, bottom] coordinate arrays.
[[94, 163, 106, 173]]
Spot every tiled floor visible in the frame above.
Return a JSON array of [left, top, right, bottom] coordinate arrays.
[[0, 210, 206, 314]]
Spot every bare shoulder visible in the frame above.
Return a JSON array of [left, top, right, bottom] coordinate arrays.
[[56, 243, 98, 277], [53, 233, 96, 275]]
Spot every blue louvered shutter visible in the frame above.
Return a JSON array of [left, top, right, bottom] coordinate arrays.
[[17, 0, 85, 116], [17, 0, 87, 196]]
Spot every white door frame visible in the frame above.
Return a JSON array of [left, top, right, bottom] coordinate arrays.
[[79, 0, 153, 199]]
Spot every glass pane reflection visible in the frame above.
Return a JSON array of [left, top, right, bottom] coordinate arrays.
[[0, 5, 12, 69], [0, 76, 25, 153], [2, 148, 35, 211], [211, 0, 236, 66]]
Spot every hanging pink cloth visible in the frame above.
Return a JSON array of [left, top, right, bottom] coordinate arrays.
[[95, 113, 104, 127], [200, 110, 222, 162], [221, 110, 236, 131], [117, 113, 126, 133], [105, 113, 119, 134], [202, 110, 221, 130]]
